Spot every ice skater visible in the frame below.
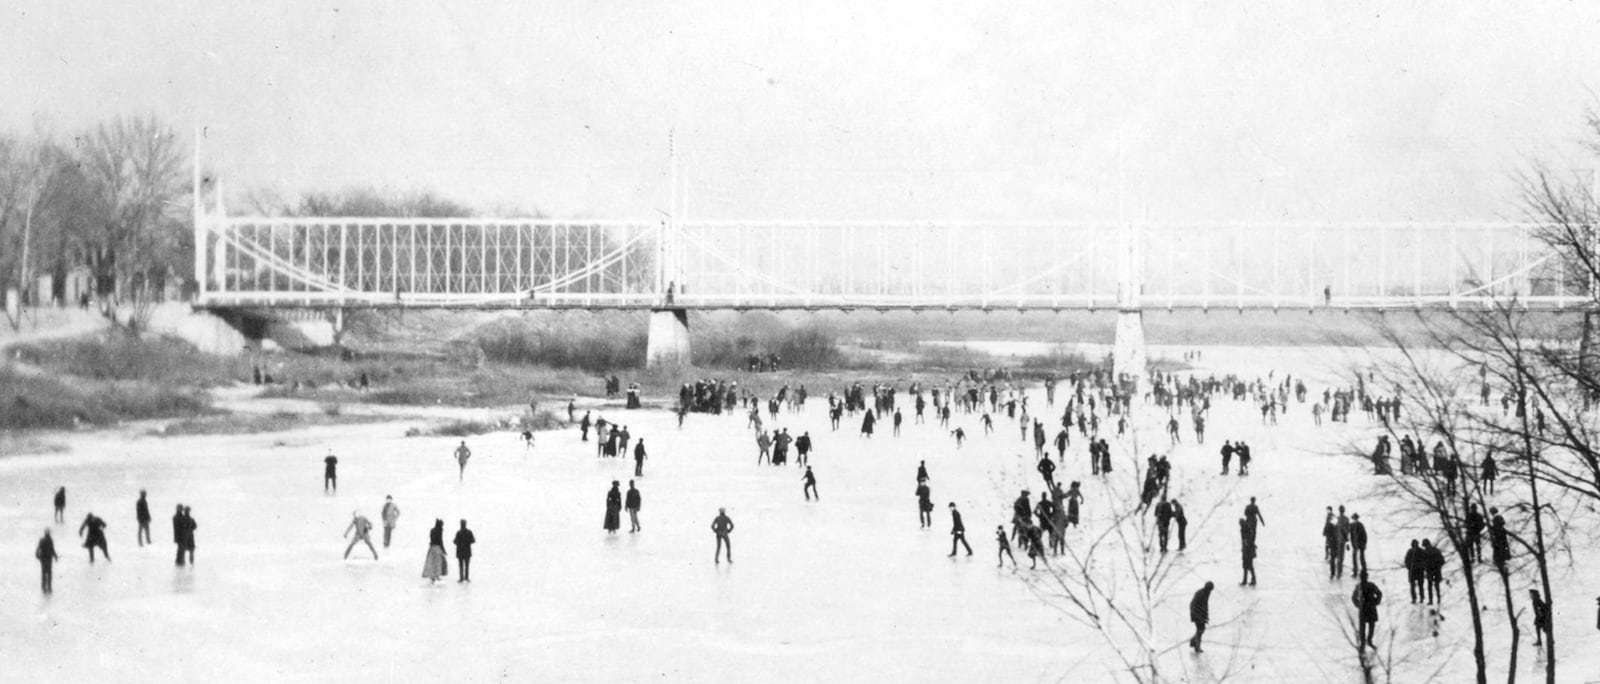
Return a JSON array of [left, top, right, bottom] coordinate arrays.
[[422, 519, 448, 584], [626, 481, 642, 533], [323, 451, 338, 493], [135, 490, 152, 547], [180, 506, 197, 565], [633, 439, 647, 477], [947, 503, 972, 557], [916, 481, 933, 528], [78, 512, 109, 564], [802, 466, 819, 500], [454, 441, 472, 481], [172, 504, 188, 566], [1352, 571, 1383, 649], [36, 529, 58, 595], [453, 520, 475, 582], [344, 511, 379, 560], [1189, 581, 1214, 653], [712, 508, 735, 564], [53, 486, 66, 523], [604, 481, 623, 535], [381, 495, 401, 548]]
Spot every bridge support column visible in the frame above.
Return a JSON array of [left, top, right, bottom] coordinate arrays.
[[1112, 308, 1147, 392], [646, 308, 691, 368]]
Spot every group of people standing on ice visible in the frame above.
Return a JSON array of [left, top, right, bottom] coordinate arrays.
[[34, 487, 199, 596]]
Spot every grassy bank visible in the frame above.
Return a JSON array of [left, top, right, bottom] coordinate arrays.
[[0, 367, 213, 430]]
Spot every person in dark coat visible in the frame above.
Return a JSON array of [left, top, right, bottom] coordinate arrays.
[[53, 486, 66, 523], [916, 482, 933, 528], [916, 460, 930, 485], [1154, 498, 1174, 553], [995, 525, 1016, 567], [1403, 539, 1424, 603], [1352, 571, 1383, 649], [1481, 453, 1498, 494], [323, 451, 338, 493], [1173, 500, 1188, 551], [173, 504, 188, 566], [422, 520, 448, 583], [795, 432, 812, 467], [1489, 508, 1510, 570], [604, 481, 623, 534], [1239, 518, 1257, 586], [78, 513, 109, 563], [180, 506, 197, 565], [712, 508, 735, 564], [1464, 504, 1485, 563], [1189, 581, 1215, 653], [1037, 455, 1057, 490], [947, 503, 972, 556], [453, 520, 475, 582], [36, 529, 58, 595], [802, 466, 819, 501], [1530, 589, 1551, 646], [1349, 513, 1368, 575], [1064, 481, 1082, 527], [633, 440, 647, 477], [135, 490, 152, 547], [1421, 539, 1444, 604], [579, 411, 592, 441], [1235, 495, 1260, 546], [625, 481, 642, 533], [860, 409, 876, 438]]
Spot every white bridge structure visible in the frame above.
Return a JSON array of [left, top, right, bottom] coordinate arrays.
[[191, 188, 1590, 373]]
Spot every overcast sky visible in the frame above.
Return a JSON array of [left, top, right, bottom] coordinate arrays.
[[7, 1, 1599, 222]]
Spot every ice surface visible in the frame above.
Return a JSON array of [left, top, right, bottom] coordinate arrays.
[[1, 345, 1595, 682]]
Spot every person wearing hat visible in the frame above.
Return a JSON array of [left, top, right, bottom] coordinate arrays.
[[343, 510, 378, 560], [947, 503, 972, 557], [1011, 490, 1032, 544]]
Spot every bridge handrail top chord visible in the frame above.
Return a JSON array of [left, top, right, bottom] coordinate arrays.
[[209, 217, 1546, 229]]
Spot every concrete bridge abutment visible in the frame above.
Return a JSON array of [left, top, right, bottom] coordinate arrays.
[[646, 308, 691, 368], [1112, 308, 1147, 393]]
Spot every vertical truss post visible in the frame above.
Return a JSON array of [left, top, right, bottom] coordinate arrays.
[[1413, 223, 1422, 306], [1449, 225, 1458, 308]]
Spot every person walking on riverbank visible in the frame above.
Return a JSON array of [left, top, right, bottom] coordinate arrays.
[[712, 508, 734, 564], [135, 490, 152, 547], [344, 511, 379, 560]]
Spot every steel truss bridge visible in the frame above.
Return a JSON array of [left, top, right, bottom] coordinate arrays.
[[193, 213, 1591, 313]]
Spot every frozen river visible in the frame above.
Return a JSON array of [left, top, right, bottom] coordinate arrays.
[[1, 346, 1590, 682]]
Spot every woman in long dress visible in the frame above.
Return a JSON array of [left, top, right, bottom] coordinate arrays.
[[422, 519, 448, 583], [604, 481, 622, 534]]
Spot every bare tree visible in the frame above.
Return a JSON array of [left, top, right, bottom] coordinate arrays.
[[75, 115, 188, 304], [1019, 427, 1250, 682]]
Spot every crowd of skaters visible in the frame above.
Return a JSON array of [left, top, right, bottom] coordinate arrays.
[[27, 358, 1563, 657]]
